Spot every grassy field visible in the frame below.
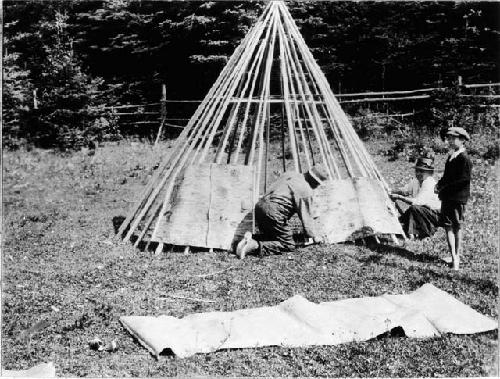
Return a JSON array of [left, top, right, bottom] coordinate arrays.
[[2, 138, 498, 377]]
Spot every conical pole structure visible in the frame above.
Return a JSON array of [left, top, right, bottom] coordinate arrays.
[[118, 1, 398, 248], [118, 2, 279, 242]]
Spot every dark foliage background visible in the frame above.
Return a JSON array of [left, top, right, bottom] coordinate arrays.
[[3, 0, 500, 149]]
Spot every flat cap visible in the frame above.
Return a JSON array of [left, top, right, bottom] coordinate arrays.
[[446, 126, 470, 141]]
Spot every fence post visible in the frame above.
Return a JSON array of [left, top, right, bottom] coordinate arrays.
[[160, 83, 167, 120], [33, 89, 38, 109], [154, 83, 167, 146]]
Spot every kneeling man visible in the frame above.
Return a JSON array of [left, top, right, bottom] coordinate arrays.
[[236, 165, 328, 259]]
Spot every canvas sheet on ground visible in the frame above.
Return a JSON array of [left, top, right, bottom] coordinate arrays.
[[120, 284, 496, 358]]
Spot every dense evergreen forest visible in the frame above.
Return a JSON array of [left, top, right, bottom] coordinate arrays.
[[3, 0, 500, 149]]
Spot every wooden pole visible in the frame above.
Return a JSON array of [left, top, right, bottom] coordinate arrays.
[[154, 120, 166, 146], [33, 89, 38, 109], [253, 5, 278, 199], [280, 103, 286, 172], [246, 7, 278, 167], [264, 103, 270, 192], [282, 25, 334, 175], [154, 83, 167, 146], [192, 7, 273, 167], [283, 8, 370, 179], [214, 9, 275, 165], [278, 13, 336, 177], [279, 1, 376, 182], [281, 46, 311, 170], [279, 28, 312, 171], [278, 21, 299, 172], [161, 84, 167, 117], [231, 6, 277, 164]]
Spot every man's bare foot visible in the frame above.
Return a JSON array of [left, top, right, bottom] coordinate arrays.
[[241, 237, 259, 258], [236, 231, 252, 259]]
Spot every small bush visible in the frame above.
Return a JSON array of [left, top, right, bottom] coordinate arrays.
[[482, 143, 499, 162], [467, 131, 500, 163], [352, 109, 407, 140]]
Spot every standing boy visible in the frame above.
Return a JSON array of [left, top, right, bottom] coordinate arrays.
[[435, 126, 472, 270]]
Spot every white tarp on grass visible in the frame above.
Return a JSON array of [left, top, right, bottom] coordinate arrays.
[[120, 284, 497, 358], [2, 362, 56, 377]]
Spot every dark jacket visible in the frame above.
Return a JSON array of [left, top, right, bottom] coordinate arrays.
[[258, 172, 321, 238], [437, 152, 472, 203]]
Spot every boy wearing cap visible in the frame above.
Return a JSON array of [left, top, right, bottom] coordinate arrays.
[[235, 165, 329, 259], [435, 126, 472, 270], [391, 153, 441, 239]]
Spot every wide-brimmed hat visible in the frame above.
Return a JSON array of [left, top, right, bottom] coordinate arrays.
[[445, 126, 470, 141], [415, 157, 435, 171], [308, 164, 329, 184]]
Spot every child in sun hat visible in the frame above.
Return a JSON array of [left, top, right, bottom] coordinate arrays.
[[435, 126, 472, 271], [391, 150, 441, 240]]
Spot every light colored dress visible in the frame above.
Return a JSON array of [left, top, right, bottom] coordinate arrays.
[[403, 177, 441, 211], [399, 176, 442, 238]]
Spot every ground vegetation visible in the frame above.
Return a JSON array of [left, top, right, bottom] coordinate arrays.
[[2, 137, 497, 377]]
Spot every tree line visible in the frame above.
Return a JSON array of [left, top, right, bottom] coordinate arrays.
[[3, 0, 499, 149]]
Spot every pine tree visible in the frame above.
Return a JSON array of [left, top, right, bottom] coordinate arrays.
[[25, 10, 116, 149], [2, 39, 33, 148]]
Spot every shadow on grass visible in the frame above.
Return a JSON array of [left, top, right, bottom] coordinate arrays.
[[112, 215, 125, 234], [368, 244, 498, 295], [112, 216, 161, 253], [361, 250, 498, 297], [376, 326, 406, 339], [372, 244, 444, 264]]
